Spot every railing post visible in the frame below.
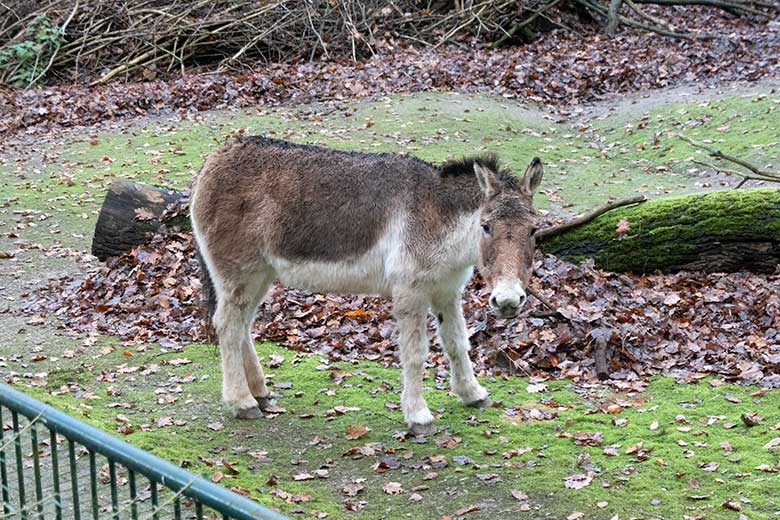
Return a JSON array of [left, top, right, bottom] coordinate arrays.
[[0, 406, 12, 517], [50, 429, 62, 520], [11, 411, 27, 520]]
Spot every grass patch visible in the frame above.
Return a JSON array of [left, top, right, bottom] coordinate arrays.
[[3, 90, 778, 252], [15, 341, 780, 519]]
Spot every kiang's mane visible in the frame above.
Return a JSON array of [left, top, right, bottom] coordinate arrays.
[[439, 154, 519, 190]]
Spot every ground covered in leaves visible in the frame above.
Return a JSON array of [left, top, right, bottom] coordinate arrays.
[[2, 7, 779, 135], [24, 227, 780, 388]]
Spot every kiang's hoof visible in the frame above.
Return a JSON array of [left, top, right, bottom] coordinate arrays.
[[255, 396, 273, 411], [409, 422, 437, 437], [465, 398, 493, 411], [234, 406, 263, 420]]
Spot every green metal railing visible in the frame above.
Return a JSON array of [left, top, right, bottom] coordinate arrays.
[[0, 383, 289, 520]]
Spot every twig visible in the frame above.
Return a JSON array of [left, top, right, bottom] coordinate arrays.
[[492, 0, 563, 47], [527, 286, 558, 310], [535, 195, 647, 241], [304, 2, 330, 59], [607, 0, 624, 34], [679, 134, 780, 184], [527, 286, 567, 320], [592, 334, 611, 380], [499, 348, 532, 377], [623, 0, 676, 30], [91, 46, 160, 85], [28, 0, 80, 86], [691, 159, 779, 188]]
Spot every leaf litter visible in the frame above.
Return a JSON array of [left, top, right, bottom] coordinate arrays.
[[21, 227, 780, 386], [2, 8, 778, 137]]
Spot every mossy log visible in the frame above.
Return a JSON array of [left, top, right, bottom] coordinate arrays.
[[540, 188, 780, 274]]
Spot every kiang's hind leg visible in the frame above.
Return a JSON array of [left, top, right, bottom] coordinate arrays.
[[240, 265, 275, 411], [213, 262, 273, 419], [214, 295, 258, 418]]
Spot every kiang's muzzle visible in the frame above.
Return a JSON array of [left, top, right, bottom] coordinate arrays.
[[488, 278, 527, 318]]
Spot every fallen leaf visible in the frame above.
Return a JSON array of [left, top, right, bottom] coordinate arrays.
[[511, 490, 528, 501], [342, 482, 364, 497], [564, 471, 594, 490], [454, 504, 479, 516], [383, 482, 404, 495], [345, 424, 370, 440]]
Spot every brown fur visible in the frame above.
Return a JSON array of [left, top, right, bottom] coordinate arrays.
[[477, 158, 542, 296], [192, 137, 512, 281]]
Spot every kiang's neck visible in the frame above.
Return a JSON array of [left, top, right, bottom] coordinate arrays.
[[431, 174, 484, 267]]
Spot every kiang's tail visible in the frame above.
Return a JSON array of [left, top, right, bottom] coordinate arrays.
[[190, 169, 218, 342], [195, 244, 218, 342]]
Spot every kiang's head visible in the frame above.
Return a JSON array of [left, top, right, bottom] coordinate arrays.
[[474, 157, 544, 319]]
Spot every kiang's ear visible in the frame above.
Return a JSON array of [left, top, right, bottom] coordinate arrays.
[[474, 162, 501, 198], [522, 157, 544, 195]]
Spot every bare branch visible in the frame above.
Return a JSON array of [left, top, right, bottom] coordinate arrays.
[[607, 0, 624, 34], [535, 195, 647, 241], [679, 133, 780, 187]]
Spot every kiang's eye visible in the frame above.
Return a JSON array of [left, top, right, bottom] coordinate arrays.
[[482, 223, 492, 235]]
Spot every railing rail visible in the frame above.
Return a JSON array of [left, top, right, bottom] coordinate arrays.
[[0, 383, 289, 520]]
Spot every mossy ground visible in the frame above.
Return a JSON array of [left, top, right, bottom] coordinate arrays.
[[2, 86, 780, 519], [17, 341, 780, 519]]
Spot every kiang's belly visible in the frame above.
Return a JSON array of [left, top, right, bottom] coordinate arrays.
[[269, 253, 394, 297]]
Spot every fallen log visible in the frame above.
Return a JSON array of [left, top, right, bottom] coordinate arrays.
[[91, 180, 780, 274], [91, 179, 186, 260], [539, 188, 780, 274]]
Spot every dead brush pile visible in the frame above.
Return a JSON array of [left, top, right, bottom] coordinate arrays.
[[0, 0, 776, 87], [0, 0, 583, 86]]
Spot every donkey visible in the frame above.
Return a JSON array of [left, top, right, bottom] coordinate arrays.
[[190, 137, 543, 434]]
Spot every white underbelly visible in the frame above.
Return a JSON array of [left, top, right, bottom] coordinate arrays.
[[269, 253, 394, 296]]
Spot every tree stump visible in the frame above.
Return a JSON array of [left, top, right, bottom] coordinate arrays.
[[91, 179, 186, 260]]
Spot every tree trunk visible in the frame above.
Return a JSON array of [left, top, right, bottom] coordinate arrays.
[[539, 188, 780, 273], [606, 0, 623, 34], [91, 179, 186, 260]]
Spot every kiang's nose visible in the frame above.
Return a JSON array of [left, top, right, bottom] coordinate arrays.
[[488, 280, 527, 318]]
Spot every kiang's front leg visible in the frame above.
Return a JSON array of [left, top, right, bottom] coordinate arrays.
[[432, 294, 490, 409], [393, 290, 436, 435]]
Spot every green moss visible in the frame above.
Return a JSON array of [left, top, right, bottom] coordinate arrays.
[[542, 188, 780, 272], [13, 341, 780, 519]]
